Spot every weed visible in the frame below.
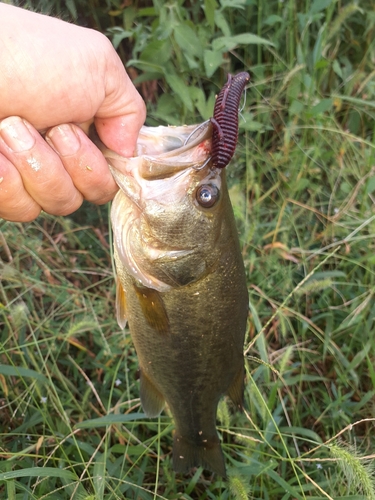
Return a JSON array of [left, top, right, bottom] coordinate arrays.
[[2, 0, 375, 498]]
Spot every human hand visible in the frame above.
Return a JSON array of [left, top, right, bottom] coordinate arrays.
[[0, 4, 146, 222]]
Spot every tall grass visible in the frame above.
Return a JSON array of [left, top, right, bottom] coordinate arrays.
[[1, 0, 375, 498]]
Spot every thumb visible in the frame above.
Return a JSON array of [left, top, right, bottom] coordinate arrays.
[[95, 110, 145, 158], [94, 62, 146, 157]]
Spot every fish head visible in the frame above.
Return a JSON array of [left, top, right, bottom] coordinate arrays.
[[99, 123, 231, 291]]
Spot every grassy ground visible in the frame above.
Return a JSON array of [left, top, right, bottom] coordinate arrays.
[[1, 0, 375, 498]]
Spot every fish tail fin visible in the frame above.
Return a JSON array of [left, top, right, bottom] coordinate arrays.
[[173, 433, 226, 478]]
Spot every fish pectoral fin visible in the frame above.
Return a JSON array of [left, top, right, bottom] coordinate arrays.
[[140, 370, 165, 417], [133, 283, 170, 335], [227, 364, 245, 411], [116, 278, 128, 330], [173, 433, 226, 478]]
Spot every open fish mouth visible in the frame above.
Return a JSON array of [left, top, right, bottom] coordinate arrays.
[[134, 122, 212, 157], [103, 122, 213, 183]]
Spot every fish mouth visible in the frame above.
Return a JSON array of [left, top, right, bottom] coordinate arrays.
[[91, 121, 213, 184], [112, 122, 213, 182], [134, 122, 213, 159]]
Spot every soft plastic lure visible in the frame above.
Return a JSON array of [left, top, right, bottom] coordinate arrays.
[[211, 71, 250, 169]]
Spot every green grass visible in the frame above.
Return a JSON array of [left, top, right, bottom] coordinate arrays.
[[2, 0, 375, 498]]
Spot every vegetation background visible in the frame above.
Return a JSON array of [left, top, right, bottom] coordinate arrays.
[[1, 0, 375, 498]]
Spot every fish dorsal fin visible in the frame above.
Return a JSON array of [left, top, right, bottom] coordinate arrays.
[[133, 282, 170, 335], [116, 278, 128, 330], [140, 370, 165, 417], [227, 364, 245, 411]]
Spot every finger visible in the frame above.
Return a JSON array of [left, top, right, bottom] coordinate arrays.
[[0, 117, 83, 216], [95, 50, 146, 157], [0, 153, 41, 222], [45, 123, 118, 204]]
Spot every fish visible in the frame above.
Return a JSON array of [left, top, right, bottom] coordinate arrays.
[[95, 117, 248, 477]]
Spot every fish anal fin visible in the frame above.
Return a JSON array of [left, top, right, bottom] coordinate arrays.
[[133, 283, 170, 335], [173, 433, 226, 478], [116, 278, 127, 329], [227, 364, 245, 411], [140, 370, 165, 417]]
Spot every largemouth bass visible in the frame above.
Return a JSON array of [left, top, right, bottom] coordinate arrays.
[[98, 121, 248, 477]]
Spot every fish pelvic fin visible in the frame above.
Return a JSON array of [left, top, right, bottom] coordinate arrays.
[[173, 433, 227, 478], [140, 370, 165, 417], [227, 364, 245, 411], [133, 282, 170, 335], [116, 278, 127, 329]]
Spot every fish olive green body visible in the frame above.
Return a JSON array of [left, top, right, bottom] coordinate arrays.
[[100, 123, 248, 477]]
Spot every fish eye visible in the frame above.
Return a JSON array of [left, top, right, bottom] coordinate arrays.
[[196, 184, 219, 208]]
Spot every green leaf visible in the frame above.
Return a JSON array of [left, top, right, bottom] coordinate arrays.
[[310, 98, 333, 116], [310, 0, 333, 14], [93, 454, 106, 499], [174, 24, 202, 59], [65, 0, 77, 18], [139, 39, 172, 65], [133, 71, 164, 85], [165, 73, 193, 111], [107, 27, 133, 50], [204, 49, 223, 77], [265, 469, 304, 499], [264, 14, 283, 26], [75, 413, 147, 429], [279, 426, 323, 443], [213, 33, 274, 52], [204, 0, 217, 29], [239, 120, 268, 132], [332, 59, 343, 78], [347, 344, 371, 371], [214, 10, 231, 37], [154, 94, 182, 125], [188, 87, 206, 117], [138, 7, 157, 17], [289, 100, 304, 116], [188, 88, 216, 121], [184, 53, 199, 70], [366, 176, 375, 194], [127, 60, 164, 75], [220, 0, 247, 9], [0, 364, 48, 384], [332, 94, 375, 108], [0, 467, 77, 481]]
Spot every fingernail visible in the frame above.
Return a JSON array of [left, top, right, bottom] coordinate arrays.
[[0, 117, 36, 152], [46, 124, 81, 156]]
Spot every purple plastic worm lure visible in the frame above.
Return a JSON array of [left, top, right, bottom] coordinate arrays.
[[211, 71, 250, 169]]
